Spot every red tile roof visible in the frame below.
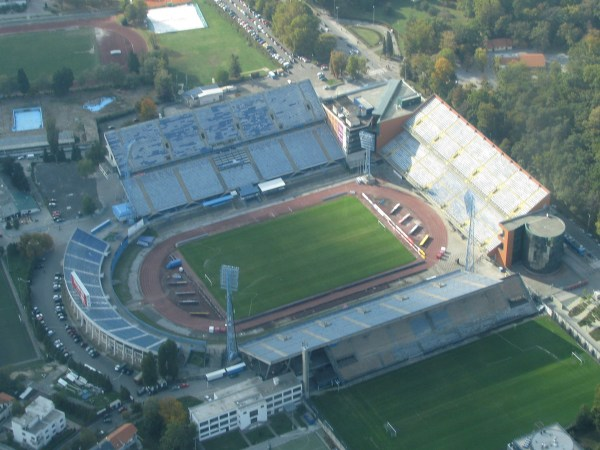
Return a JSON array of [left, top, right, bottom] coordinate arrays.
[[106, 423, 137, 450], [519, 53, 546, 68], [0, 393, 15, 403]]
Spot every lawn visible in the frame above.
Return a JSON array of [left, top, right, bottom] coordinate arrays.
[[348, 26, 382, 48], [179, 196, 415, 319], [157, 0, 275, 85], [202, 430, 247, 450], [0, 262, 37, 367], [0, 28, 98, 82], [244, 425, 274, 445], [313, 317, 600, 450]]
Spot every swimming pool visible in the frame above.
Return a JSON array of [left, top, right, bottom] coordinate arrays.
[[12, 107, 43, 132]]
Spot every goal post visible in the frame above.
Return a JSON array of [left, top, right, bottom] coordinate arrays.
[[384, 421, 397, 438]]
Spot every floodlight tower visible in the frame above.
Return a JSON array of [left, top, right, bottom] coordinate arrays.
[[464, 190, 476, 273], [220, 265, 240, 363], [359, 130, 375, 178]]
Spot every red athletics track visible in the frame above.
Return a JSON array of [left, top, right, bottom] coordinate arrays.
[[139, 180, 447, 332], [0, 16, 147, 62]]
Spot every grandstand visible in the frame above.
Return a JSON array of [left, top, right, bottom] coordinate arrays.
[[64, 229, 165, 364], [239, 271, 536, 386], [380, 96, 550, 253], [104, 81, 344, 218]]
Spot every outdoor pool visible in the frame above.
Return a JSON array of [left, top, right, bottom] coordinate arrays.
[[12, 107, 43, 132]]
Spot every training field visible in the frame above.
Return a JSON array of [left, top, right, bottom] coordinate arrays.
[[0, 268, 37, 366], [158, 0, 275, 84], [179, 196, 415, 319], [0, 28, 98, 82], [313, 317, 600, 450]]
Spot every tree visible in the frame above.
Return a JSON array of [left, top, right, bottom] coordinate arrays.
[[71, 428, 97, 450], [215, 68, 229, 85], [329, 51, 348, 79], [272, 1, 319, 56], [17, 68, 29, 94], [574, 405, 593, 433], [52, 67, 74, 96], [140, 399, 165, 443], [158, 339, 179, 380], [431, 56, 456, 98], [120, 386, 131, 402], [1, 158, 29, 192], [159, 422, 197, 450], [128, 51, 140, 73], [385, 31, 394, 57], [70, 145, 82, 162], [138, 97, 158, 121], [142, 353, 158, 386], [229, 54, 241, 80], [154, 68, 174, 102], [159, 398, 187, 425], [87, 142, 106, 165], [45, 116, 59, 158], [314, 34, 337, 63], [346, 55, 367, 79], [18, 233, 54, 261], [474, 47, 487, 72], [404, 17, 438, 56], [124, 0, 148, 24], [81, 195, 96, 216], [592, 384, 600, 431]]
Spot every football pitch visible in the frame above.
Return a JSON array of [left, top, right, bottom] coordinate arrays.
[[313, 317, 600, 450], [179, 196, 415, 319], [158, 0, 276, 84], [0, 28, 98, 82], [0, 266, 37, 367]]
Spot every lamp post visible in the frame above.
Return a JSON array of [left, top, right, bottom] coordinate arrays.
[[336, 5, 339, 21], [372, 4, 375, 24], [587, 212, 592, 233]]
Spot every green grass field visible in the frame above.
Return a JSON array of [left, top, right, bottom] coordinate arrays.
[[180, 196, 415, 319], [158, 0, 275, 85], [0, 28, 98, 82], [0, 265, 37, 367], [313, 317, 600, 450]]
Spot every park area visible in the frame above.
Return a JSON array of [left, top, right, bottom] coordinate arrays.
[[179, 196, 414, 319], [0, 28, 98, 82], [157, 0, 275, 84], [0, 267, 37, 366], [313, 317, 600, 449]]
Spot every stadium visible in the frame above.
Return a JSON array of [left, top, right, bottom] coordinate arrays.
[[62, 77, 559, 445]]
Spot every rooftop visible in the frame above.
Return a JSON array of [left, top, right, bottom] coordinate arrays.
[[519, 53, 546, 68], [106, 423, 137, 450], [500, 208, 565, 237], [189, 373, 299, 419], [240, 271, 502, 365]]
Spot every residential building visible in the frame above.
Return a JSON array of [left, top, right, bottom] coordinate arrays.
[[0, 393, 15, 423], [189, 373, 302, 441], [11, 396, 65, 450], [90, 423, 139, 450]]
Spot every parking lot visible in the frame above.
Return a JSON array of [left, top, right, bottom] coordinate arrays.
[[34, 162, 100, 222]]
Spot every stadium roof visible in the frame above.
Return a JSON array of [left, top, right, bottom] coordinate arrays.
[[64, 229, 164, 353], [105, 80, 345, 218], [381, 95, 550, 252], [239, 271, 502, 365]]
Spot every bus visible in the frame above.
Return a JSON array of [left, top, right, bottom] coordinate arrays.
[[419, 234, 430, 247]]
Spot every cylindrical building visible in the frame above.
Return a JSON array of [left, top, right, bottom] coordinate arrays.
[[523, 215, 565, 273]]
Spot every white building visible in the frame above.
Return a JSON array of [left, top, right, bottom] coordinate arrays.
[[11, 396, 66, 449], [189, 372, 302, 441]]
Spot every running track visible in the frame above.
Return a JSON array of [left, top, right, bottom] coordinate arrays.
[[140, 180, 447, 332]]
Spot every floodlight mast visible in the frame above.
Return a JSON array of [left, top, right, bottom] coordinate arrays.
[[220, 265, 240, 363], [464, 191, 475, 273]]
